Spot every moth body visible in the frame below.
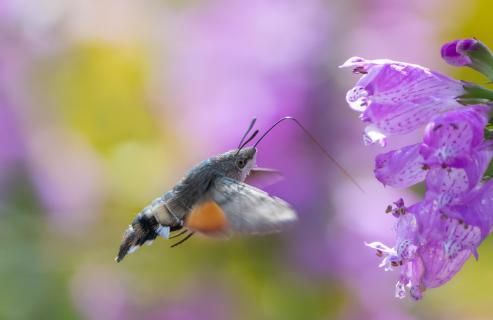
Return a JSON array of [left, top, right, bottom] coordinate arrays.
[[116, 146, 292, 263]]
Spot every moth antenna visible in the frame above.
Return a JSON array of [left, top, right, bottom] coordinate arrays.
[[239, 129, 259, 150], [254, 116, 364, 193], [170, 232, 195, 248], [238, 117, 257, 148]]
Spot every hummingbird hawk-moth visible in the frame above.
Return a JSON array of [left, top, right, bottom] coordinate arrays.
[[116, 117, 361, 262]]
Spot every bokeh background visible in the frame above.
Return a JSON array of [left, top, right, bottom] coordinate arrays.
[[1, 0, 493, 319]]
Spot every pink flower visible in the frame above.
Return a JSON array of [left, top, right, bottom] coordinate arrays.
[[375, 107, 492, 200], [441, 39, 493, 81], [343, 39, 493, 300], [340, 57, 465, 146], [366, 187, 493, 300]]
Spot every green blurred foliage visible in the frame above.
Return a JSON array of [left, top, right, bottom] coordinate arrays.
[[0, 171, 79, 319]]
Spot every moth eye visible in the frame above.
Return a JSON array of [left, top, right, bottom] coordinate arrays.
[[237, 159, 246, 169]]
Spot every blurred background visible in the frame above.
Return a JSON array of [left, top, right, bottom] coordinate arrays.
[[1, 0, 493, 319]]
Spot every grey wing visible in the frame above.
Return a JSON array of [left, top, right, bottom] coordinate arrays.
[[210, 176, 297, 235], [244, 167, 284, 188]]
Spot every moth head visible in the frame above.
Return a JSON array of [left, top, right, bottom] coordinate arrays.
[[219, 147, 257, 182]]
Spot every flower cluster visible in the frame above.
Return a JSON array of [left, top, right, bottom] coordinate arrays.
[[342, 39, 493, 300]]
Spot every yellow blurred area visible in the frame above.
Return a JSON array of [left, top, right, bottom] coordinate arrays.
[[447, 0, 493, 83], [46, 42, 186, 211], [52, 44, 155, 152]]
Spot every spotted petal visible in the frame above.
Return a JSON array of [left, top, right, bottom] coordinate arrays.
[[417, 208, 482, 290], [341, 57, 465, 144], [421, 106, 488, 168], [374, 143, 426, 188], [419, 242, 475, 289], [426, 150, 492, 202], [445, 179, 493, 237]]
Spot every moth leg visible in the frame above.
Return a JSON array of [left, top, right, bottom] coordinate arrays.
[[170, 224, 183, 232], [170, 232, 195, 248], [169, 229, 188, 239]]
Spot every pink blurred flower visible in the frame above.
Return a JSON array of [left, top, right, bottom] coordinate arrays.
[[28, 129, 105, 233], [147, 284, 233, 320], [71, 267, 134, 320], [0, 0, 103, 231], [157, 0, 329, 148]]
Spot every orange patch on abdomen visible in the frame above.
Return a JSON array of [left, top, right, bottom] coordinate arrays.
[[185, 201, 229, 234]]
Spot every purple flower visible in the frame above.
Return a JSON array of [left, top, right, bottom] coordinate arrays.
[[422, 107, 492, 200], [340, 57, 465, 146], [374, 106, 491, 195], [342, 45, 493, 299], [374, 143, 426, 188], [366, 188, 492, 300], [445, 180, 493, 238], [368, 106, 493, 300], [441, 39, 476, 67], [420, 106, 487, 168], [441, 39, 493, 81]]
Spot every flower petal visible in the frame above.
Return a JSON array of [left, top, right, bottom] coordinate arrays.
[[363, 124, 387, 146], [441, 39, 493, 81], [361, 64, 464, 135], [374, 143, 426, 188], [364, 241, 395, 254], [419, 243, 472, 288], [345, 85, 369, 111], [425, 167, 472, 200], [339, 56, 394, 72], [421, 106, 488, 167], [441, 40, 473, 67], [446, 179, 493, 237], [383, 198, 486, 299], [463, 148, 492, 188], [342, 57, 465, 142], [420, 215, 481, 289], [395, 281, 406, 299]]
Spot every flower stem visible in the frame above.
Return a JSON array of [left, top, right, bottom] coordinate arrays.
[[458, 82, 493, 104]]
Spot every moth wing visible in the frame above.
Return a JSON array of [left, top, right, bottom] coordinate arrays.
[[188, 176, 297, 236], [245, 167, 284, 188]]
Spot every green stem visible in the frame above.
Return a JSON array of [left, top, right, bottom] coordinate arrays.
[[467, 42, 493, 82], [458, 82, 493, 104]]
